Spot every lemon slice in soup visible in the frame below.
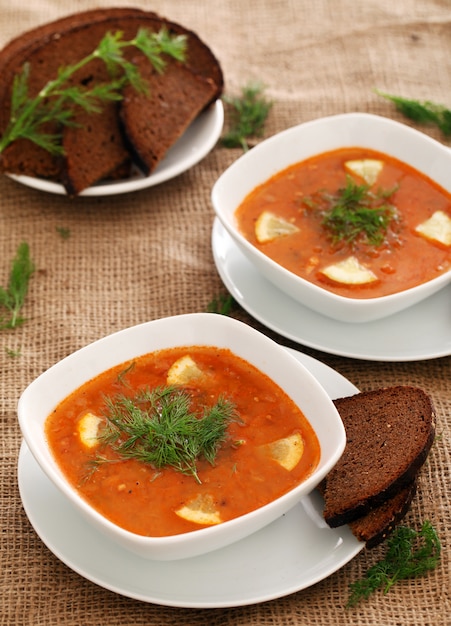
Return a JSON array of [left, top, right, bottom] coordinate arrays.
[[264, 432, 304, 471], [255, 210, 299, 243], [344, 159, 384, 185], [175, 494, 222, 525], [415, 210, 451, 246], [321, 256, 378, 285], [78, 412, 102, 448], [167, 355, 203, 385]]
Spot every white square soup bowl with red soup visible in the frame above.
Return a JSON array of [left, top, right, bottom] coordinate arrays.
[[212, 113, 451, 323], [18, 313, 345, 561]]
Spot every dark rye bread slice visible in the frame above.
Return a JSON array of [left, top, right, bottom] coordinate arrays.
[[0, 8, 223, 193], [348, 480, 417, 548], [321, 386, 435, 528], [119, 58, 217, 176], [61, 102, 132, 196], [317, 478, 418, 548]]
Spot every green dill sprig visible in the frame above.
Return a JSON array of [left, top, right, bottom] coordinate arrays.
[[56, 226, 71, 239], [0, 28, 187, 155], [0, 242, 35, 330], [347, 520, 441, 607], [5, 346, 21, 357], [376, 90, 451, 137], [115, 361, 136, 388], [132, 27, 187, 73], [97, 386, 239, 483], [206, 293, 236, 315], [221, 82, 273, 151], [303, 176, 399, 247]]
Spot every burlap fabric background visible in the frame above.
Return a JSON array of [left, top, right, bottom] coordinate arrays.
[[0, 1, 450, 624]]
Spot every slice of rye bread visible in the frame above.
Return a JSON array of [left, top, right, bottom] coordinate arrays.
[[321, 386, 435, 528], [119, 58, 217, 176], [317, 478, 418, 548], [61, 102, 133, 197], [0, 8, 223, 192], [349, 480, 418, 548]]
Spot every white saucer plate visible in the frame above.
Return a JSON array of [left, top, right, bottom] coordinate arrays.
[[212, 219, 451, 362], [8, 100, 223, 196], [18, 348, 363, 609]]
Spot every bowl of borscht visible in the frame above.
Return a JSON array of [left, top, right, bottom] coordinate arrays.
[[17, 313, 345, 560], [212, 113, 451, 322]]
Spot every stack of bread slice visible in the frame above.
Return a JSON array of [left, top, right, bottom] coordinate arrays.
[[319, 386, 435, 548], [0, 8, 223, 195]]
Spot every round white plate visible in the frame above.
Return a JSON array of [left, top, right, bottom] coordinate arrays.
[[8, 100, 223, 196], [18, 348, 363, 609], [212, 219, 451, 362]]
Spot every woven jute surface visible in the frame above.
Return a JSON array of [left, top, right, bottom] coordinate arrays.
[[0, 1, 450, 624]]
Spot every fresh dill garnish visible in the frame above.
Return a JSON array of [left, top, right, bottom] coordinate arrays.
[[376, 90, 451, 137], [347, 520, 441, 607], [0, 242, 35, 330], [116, 361, 136, 388], [302, 176, 399, 247], [5, 346, 21, 357], [56, 226, 71, 239], [221, 82, 273, 151], [97, 386, 239, 483], [0, 28, 187, 155], [206, 293, 236, 315]]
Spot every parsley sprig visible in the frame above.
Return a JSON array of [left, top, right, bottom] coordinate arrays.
[[0, 242, 35, 330], [347, 521, 441, 607], [0, 28, 187, 155], [222, 82, 272, 151], [303, 176, 399, 247], [376, 90, 451, 137], [97, 386, 239, 483]]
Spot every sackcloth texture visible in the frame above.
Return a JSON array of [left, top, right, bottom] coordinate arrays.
[[0, 0, 450, 624]]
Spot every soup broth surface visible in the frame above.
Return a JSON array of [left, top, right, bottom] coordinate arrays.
[[235, 147, 451, 298]]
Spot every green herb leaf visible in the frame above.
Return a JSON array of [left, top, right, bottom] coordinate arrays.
[[206, 293, 236, 315], [347, 521, 441, 607], [303, 176, 399, 247], [134, 27, 187, 73], [0, 242, 35, 330], [5, 346, 21, 357], [376, 90, 451, 137], [97, 386, 239, 483], [222, 82, 272, 151], [56, 226, 71, 239], [0, 28, 187, 155]]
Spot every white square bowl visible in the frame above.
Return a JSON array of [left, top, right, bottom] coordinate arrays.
[[18, 313, 345, 560]]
